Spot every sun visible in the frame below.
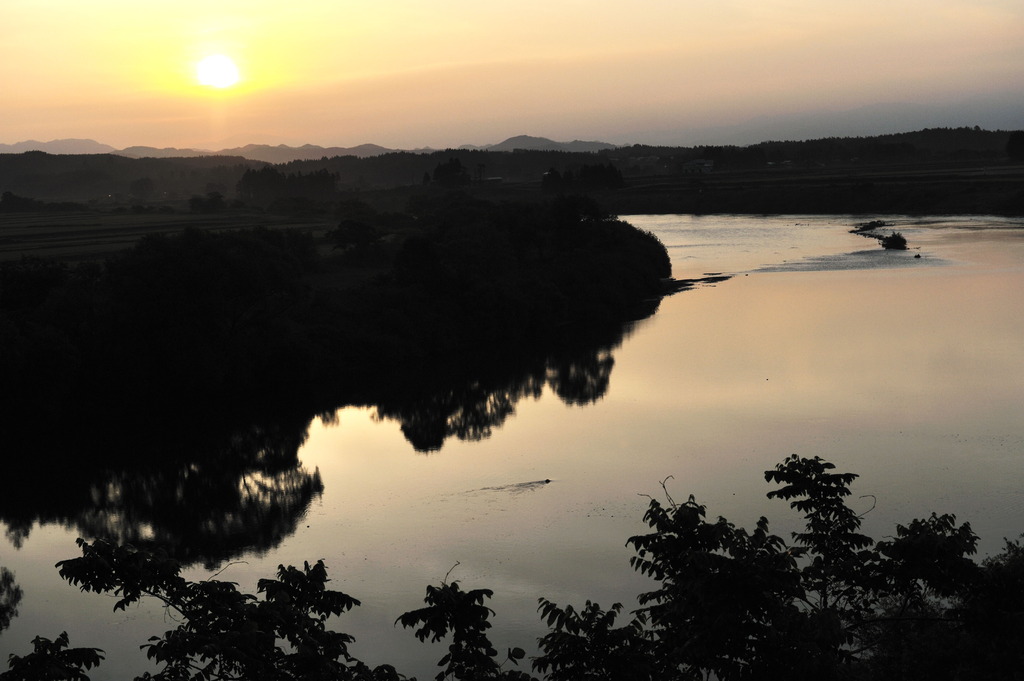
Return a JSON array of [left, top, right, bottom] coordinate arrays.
[[196, 54, 240, 88]]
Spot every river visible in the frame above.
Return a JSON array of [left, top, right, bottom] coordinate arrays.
[[2, 214, 1023, 679]]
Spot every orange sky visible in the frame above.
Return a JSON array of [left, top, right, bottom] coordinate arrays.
[[3, 0, 1022, 149]]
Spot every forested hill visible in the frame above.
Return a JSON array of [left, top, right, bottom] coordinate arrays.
[[1, 127, 1020, 205]]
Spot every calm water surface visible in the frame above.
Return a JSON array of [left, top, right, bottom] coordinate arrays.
[[2, 214, 1023, 679]]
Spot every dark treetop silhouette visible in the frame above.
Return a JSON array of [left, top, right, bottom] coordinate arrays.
[[4, 455, 1022, 681]]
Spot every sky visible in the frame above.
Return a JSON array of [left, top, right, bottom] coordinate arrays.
[[3, 0, 1023, 149]]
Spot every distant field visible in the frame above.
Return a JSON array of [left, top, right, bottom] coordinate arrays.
[[0, 210, 337, 263]]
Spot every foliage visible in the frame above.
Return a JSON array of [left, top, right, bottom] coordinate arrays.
[[627, 480, 805, 680], [35, 539, 401, 681], [0, 632, 103, 681], [431, 158, 471, 187], [532, 600, 650, 681], [396, 573, 531, 681], [0, 197, 671, 444], [541, 164, 624, 194], [1007, 130, 1024, 161], [0, 192, 45, 212], [622, 455, 985, 680], [5, 459, 1023, 681], [188, 192, 225, 213], [235, 167, 338, 207], [330, 219, 381, 250], [0, 258, 70, 314], [880, 231, 908, 249]]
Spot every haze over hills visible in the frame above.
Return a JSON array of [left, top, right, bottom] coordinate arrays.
[[0, 135, 618, 163], [623, 94, 1024, 147], [0, 139, 406, 161], [4, 91, 1021, 163], [0, 139, 121, 155]]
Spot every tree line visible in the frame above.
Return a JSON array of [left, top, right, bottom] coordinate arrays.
[[3, 127, 1020, 207], [0, 194, 671, 454]]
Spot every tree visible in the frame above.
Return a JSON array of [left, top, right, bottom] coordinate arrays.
[[236, 166, 286, 204], [21, 539, 401, 681], [0, 192, 44, 212], [188, 191, 224, 213], [578, 164, 624, 191], [396, 572, 532, 681], [0, 632, 103, 681], [880, 231, 908, 249], [533, 600, 651, 681], [1007, 130, 1024, 161], [627, 481, 805, 680], [129, 177, 156, 201], [624, 455, 982, 680], [541, 168, 564, 194], [329, 220, 380, 250], [4, 456, 1020, 681], [432, 158, 471, 187]]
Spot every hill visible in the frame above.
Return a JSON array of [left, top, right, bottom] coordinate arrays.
[[0, 139, 118, 155], [486, 135, 618, 153], [0, 136, 620, 163], [2, 127, 1021, 215]]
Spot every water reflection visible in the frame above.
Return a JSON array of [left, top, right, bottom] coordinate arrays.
[[371, 322, 637, 453], [0, 567, 21, 635], [0, 419, 323, 570], [1, 302, 655, 566]]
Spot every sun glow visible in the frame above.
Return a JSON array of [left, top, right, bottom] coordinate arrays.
[[196, 54, 240, 88]]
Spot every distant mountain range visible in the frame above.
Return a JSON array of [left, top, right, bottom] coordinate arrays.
[[0, 139, 121, 155], [0, 135, 618, 164]]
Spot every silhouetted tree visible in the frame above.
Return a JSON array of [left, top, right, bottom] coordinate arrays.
[[236, 166, 286, 203], [1007, 131, 1024, 161], [0, 192, 44, 212], [432, 158, 471, 187], [542, 168, 565, 193], [397, 578, 532, 680], [579, 163, 625, 191], [0, 257, 70, 313], [880, 231, 908, 249], [11, 456, 1024, 681], [329, 220, 380, 250], [188, 191, 224, 213]]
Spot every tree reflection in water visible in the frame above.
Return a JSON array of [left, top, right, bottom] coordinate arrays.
[[376, 366, 547, 452], [372, 319, 638, 453], [0, 303, 655, 568], [79, 462, 322, 570], [547, 347, 614, 406], [0, 419, 323, 570], [0, 567, 22, 634]]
